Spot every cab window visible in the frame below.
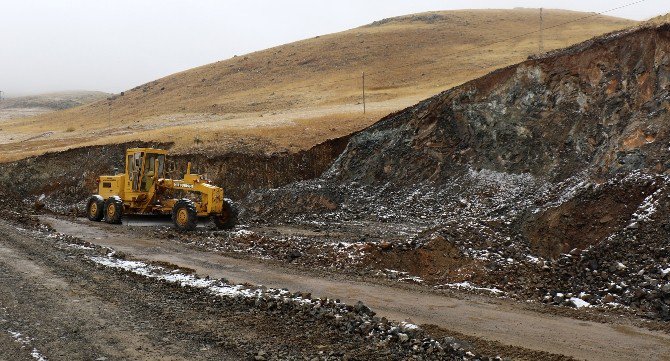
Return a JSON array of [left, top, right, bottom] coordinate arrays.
[[140, 153, 165, 191]]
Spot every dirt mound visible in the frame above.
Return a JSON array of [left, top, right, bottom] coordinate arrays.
[[330, 24, 670, 184], [525, 176, 658, 258], [252, 22, 670, 225]]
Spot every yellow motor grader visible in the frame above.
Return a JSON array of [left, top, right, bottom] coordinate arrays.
[[86, 148, 237, 231]]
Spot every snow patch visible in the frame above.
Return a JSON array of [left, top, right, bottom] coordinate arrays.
[[30, 349, 48, 361], [65, 243, 94, 250], [88, 256, 312, 304], [400, 322, 419, 330], [435, 281, 504, 295], [7, 330, 48, 361], [376, 269, 424, 284], [630, 189, 662, 224], [569, 297, 591, 308], [231, 229, 255, 237]]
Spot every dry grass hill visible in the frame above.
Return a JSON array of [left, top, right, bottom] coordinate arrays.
[[0, 9, 636, 161]]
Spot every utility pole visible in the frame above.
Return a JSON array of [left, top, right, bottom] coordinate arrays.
[[362, 72, 366, 114], [539, 8, 544, 54], [107, 97, 112, 128]]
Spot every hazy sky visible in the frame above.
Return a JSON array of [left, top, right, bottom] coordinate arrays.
[[1, 0, 668, 96]]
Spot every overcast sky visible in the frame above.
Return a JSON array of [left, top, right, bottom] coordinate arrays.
[[0, 0, 668, 96]]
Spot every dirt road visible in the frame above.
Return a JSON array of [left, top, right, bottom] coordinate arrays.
[[42, 216, 670, 361], [4, 218, 452, 360]]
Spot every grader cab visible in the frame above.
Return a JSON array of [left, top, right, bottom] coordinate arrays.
[[86, 148, 237, 231]]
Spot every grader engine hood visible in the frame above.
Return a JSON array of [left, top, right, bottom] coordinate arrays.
[[98, 174, 125, 199]]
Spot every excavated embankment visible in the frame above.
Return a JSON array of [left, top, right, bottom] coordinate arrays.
[[0, 135, 350, 213], [245, 24, 670, 319]]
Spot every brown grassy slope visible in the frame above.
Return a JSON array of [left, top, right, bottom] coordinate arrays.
[[0, 9, 635, 161], [645, 12, 670, 25]]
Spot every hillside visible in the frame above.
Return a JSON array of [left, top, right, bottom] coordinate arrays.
[[0, 9, 635, 161], [646, 12, 670, 25], [0, 91, 109, 121]]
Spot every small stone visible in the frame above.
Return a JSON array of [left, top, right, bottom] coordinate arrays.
[[627, 222, 639, 229], [379, 241, 393, 251], [553, 294, 564, 304]]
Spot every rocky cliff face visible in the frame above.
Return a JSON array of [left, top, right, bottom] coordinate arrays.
[[252, 24, 670, 222], [247, 24, 670, 319], [331, 24, 670, 184]]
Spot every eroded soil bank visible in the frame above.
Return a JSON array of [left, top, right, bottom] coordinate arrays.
[[0, 133, 350, 212]]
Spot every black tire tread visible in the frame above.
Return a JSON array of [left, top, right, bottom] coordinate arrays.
[[104, 196, 124, 224], [213, 198, 238, 230], [87, 195, 105, 222], [172, 198, 197, 231]]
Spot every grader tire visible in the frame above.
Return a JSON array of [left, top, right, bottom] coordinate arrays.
[[172, 199, 197, 231], [213, 198, 238, 230], [104, 196, 124, 224], [87, 195, 104, 222]]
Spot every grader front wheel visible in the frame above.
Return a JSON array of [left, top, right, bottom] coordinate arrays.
[[172, 199, 197, 231], [212, 199, 238, 230]]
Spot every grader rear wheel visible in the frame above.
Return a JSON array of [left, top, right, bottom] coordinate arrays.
[[87, 195, 104, 222], [172, 199, 197, 231], [104, 196, 124, 224]]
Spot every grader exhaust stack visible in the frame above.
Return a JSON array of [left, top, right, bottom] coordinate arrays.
[[86, 148, 237, 231]]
